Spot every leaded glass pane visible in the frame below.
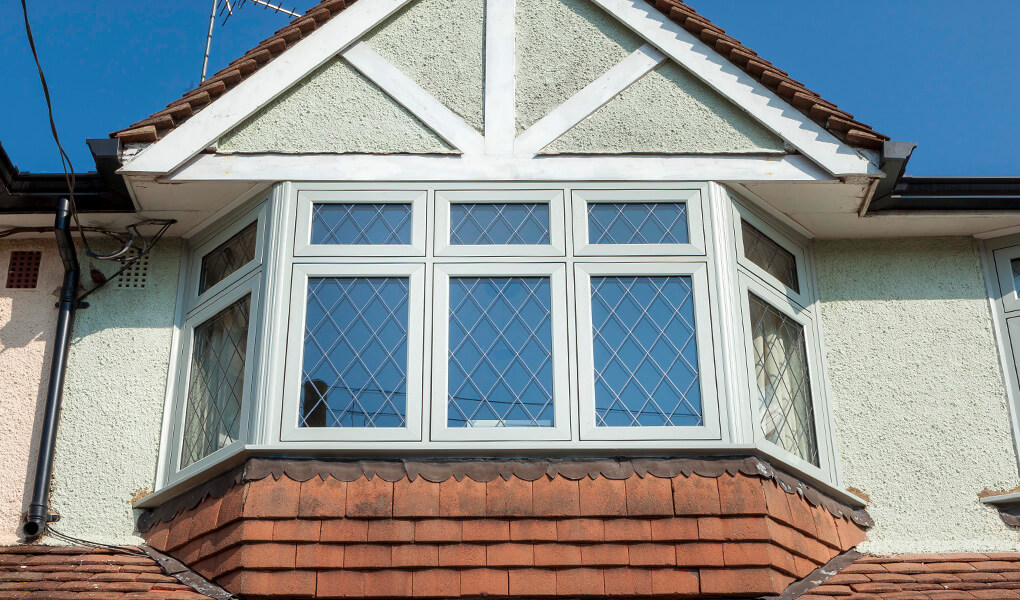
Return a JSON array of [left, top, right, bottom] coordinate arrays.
[[199, 222, 257, 294], [450, 203, 550, 245], [591, 276, 703, 427], [1011, 259, 1020, 293], [741, 220, 799, 292], [181, 295, 251, 468], [448, 277, 554, 427], [749, 293, 818, 466], [588, 202, 689, 245], [300, 277, 409, 428], [311, 203, 412, 245]]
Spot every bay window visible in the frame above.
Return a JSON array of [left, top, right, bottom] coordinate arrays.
[[163, 182, 837, 490]]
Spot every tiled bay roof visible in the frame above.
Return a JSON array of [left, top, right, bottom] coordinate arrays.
[[0, 545, 220, 600], [804, 553, 1020, 599], [111, 0, 889, 150]]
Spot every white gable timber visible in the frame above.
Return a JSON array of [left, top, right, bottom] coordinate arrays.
[[588, 0, 879, 176], [121, 0, 416, 175], [122, 0, 879, 179]]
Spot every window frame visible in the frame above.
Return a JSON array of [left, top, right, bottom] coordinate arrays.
[[293, 189, 428, 257], [280, 262, 426, 442], [187, 202, 266, 313], [571, 189, 706, 257], [731, 200, 812, 310], [169, 271, 262, 480], [574, 261, 721, 441], [992, 244, 1020, 315], [430, 262, 572, 442], [435, 189, 566, 257]]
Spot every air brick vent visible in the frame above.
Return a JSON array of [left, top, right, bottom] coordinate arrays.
[[6, 251, 42, 289], [115, 251, 150, 289]]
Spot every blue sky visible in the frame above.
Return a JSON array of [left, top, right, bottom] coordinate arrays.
[[3, 0, 1018, 175]]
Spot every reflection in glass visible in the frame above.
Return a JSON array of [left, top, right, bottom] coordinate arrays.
[[448, 277, 554, 427], [741, 220, 799, 292], [300, 277, 409, 427], [591, 276, 702, 427], [199, 222, 257, 294]]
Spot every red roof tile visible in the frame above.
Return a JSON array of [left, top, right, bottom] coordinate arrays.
[[111, 0, 888, 150], [0, 545, 224, 600], [803, 553, 1020, 599]]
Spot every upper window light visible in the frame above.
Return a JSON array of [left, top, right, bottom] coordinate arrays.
[[164, 184, 836, 490]]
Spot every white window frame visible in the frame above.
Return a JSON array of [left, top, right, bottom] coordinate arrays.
[[731, 200, 812, 311], [430, 262, 572, 442], [571, 188, 706, 256], [993, 244, 1020, 315], [574, 262, 721, 441], [435, 189, 566, 257], [170, 271, 261, 480], [293, 189, 428, 257], [187, 202, 266, 314], [280, 262, 426, 442]]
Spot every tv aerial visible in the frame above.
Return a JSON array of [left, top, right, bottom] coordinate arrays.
[[201, 0, 302, 82]]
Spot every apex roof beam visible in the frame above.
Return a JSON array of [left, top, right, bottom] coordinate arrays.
[[483, 0, 516, 155]]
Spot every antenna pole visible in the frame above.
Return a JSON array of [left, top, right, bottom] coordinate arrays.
[[200, 0, 219, 82]]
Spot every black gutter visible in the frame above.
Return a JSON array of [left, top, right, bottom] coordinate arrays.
[[22, 197, 81, 540], [0, 139, 133, 214], [869, 176, 1020, 212]]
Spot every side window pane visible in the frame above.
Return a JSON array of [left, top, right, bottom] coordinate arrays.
[[1011, 258, 1020, 295], [450, 203, 550, 245], [591, 276, 702, 427], [199, 222, 257, 294], [311, 203, 412, 245], [182, 295, 251, 468], [300, 277, 409, 428], [448, 277, 554, 427], [588, 203, 689, 245], [748, 293, 818, 466], [741, 220, 799, 292]]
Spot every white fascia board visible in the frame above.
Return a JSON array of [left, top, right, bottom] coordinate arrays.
[[483, 0, 516, 155], [120, 0, 417, 175], [515, 43, 666, 157], [166, 153, 832, 182], [342, 42, 484, 155], [590, 0, 881, 178]]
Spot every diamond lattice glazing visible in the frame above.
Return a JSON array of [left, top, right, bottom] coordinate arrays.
[[311, 203, 412, 245], [300, 277, 409, 428], [741, 220, 799, 292], [448, 277, 554, 427], [450, 203, 550, 245], [591, 276, 703, 427], [588, 202, 689, 245], [748, 293, 818, 465], [181, 295, 251, 468], [199, 222, 257, 294]]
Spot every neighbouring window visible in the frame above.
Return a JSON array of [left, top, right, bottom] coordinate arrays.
[[741, 219, 799, 292], [199, 221, 257, 294]]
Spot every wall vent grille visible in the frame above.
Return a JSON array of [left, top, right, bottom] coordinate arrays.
[[6, 251, 42, 289], [115, 252, 150, 289]]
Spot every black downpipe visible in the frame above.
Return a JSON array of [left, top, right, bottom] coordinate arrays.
[[22, 197, 80, 539]]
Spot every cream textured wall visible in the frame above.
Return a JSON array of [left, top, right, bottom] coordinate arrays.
[[0, 240, 62, 545], [543, 61, 784, 154], [0, 239, 181, 545], [218, 57, 453, 154], [365, 0, 484, 132], [816, 237, 1020, 553]]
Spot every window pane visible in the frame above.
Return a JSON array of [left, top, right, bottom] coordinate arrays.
[[591, 276, 703, 427], [741, 220, 799, 292], [749, 293, 818, 466], [311, 203, 412, 245], [448, 277, 554, 427], [450, 203, 550, 245], [300, 277, 409, 428], [199, 222, 257, 294], [588, 202, 688, 245], [181, 295, 251, 468], [1011, 258, 1020, 293]]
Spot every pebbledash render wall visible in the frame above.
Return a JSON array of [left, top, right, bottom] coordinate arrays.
[[217, 0, 785, 155], [815, 237, 1020, 553], [0, 239, 181, 546]]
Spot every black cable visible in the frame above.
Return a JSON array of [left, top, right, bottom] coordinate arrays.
[[45, 525, 147, 557], [77, 219, 175, 303]]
